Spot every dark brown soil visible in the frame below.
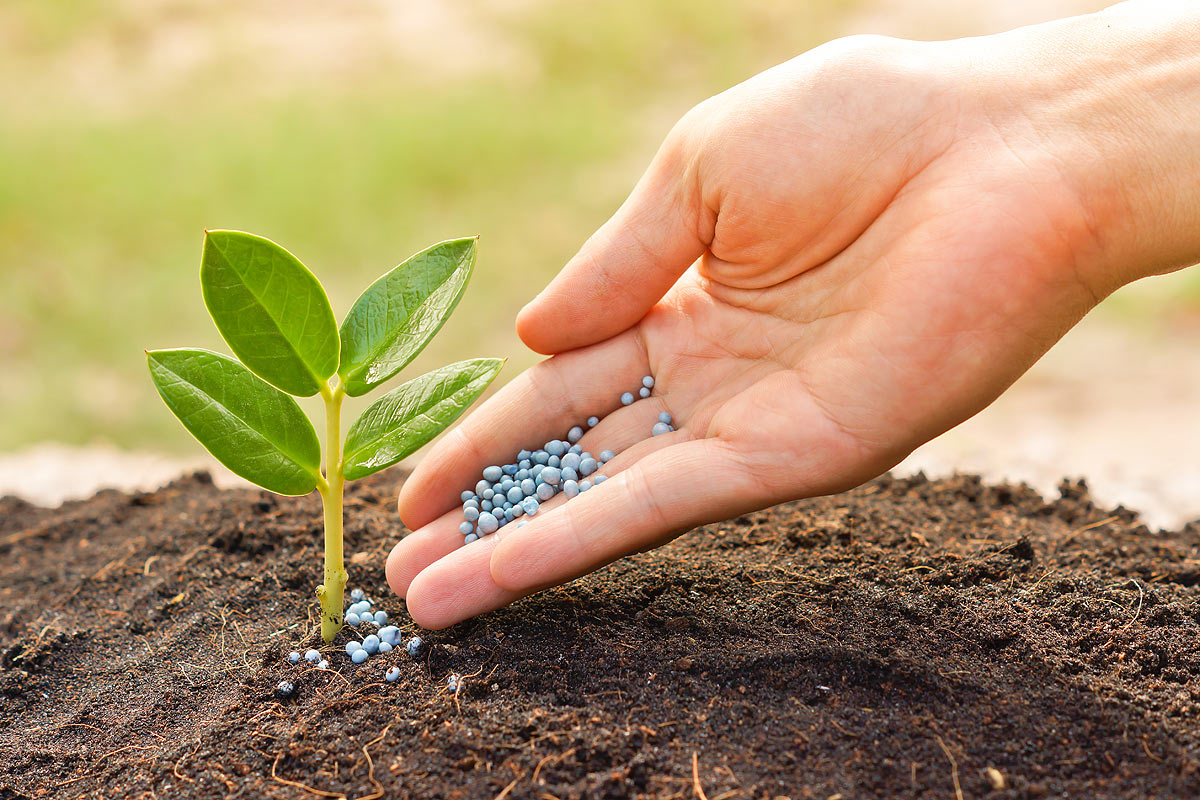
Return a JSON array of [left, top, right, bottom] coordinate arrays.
[[2, 470, 1200, 800]]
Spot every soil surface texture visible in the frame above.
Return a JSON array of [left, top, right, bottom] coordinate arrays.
[[2, 470, 1200, 800]]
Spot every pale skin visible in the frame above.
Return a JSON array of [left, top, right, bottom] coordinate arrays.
[[388, 0, 1200, 629]]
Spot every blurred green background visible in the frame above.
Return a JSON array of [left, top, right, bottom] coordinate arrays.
[[0, 0, 1189, 454], [0, 0, 860, 452]]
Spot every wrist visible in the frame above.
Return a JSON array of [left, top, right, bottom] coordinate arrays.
[[962, 1, 1200, 294]]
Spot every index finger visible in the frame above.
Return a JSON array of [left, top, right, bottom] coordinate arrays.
[[396, 328, 650, 530], [488, 437, 767, 593]]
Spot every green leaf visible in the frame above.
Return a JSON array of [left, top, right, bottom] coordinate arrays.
[[147, 348, 321, 495], [338, 237, 477, 397], [343, 357, 503, 481], [201, 230, 339, 397]]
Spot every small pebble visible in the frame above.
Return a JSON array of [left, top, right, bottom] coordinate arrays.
[[522, 496, 539, 515], [482, 465, 503, 482], [447, 673, 460, 692], [459, 521, 474, 535], [378, 641, 393, 653], [351, 648, 369, 664], [567, 425, 584, 443], [639, 386, 650, 398], [276, 680, 294, 697], [561, 452, 581, 472], [658, 411, 672, 425], [481, 499, 493, 512], [587, 416, 599, 427], [563, 480, 579, 499], [406, 636, 423, 657], [652, 422, 671, 436], [317, 659, 329, 670], [621, 392, 634, 406], [478, 512, 499, 535], [346, 640, 363, 655], [561, 466, 578, 482], [460, 490, 475, 503], [464, 533, 478, 543], [507, 485, 524, 504], [541, 466, 562, 485], [345, 612, 361, 626], [363, 635, 380, 654], [350, 588, 365, 602], [599, 449, 615, 462], [536, 483, 555, 501], [304, 649, 321, 663], [579, 457, 598, 476], [569, 444, 583, 455], [546, 440, 567, 457], [374, 611, 388, 625], [642, 375, 654, 389], [595, 475, 607, 484], [385, 666, 401, 682], [464, 506, 479, 522], [579, 480, 592, 492], [532, 450, 549, 465], [288, 651, 301, 664], [378, 626, 399, 645]]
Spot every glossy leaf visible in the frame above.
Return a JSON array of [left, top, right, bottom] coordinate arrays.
[[201, 230, 339, 397], [343, 357, 503, 481], [338, 237, 477, 397], [147, 348, 321, 495]]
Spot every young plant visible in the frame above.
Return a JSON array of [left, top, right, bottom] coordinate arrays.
[[147, 231, 502, 641]]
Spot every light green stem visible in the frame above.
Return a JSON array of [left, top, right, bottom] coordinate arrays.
[[317, 380, 347, 642]]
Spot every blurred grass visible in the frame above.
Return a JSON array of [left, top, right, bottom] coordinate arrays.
[[0, 0, 857, 451], [2, 0, 1192, 453]]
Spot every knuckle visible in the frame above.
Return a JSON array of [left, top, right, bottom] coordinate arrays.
[[818, 33, 902, 67]]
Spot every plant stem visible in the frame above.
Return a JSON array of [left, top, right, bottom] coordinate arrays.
[[316, 379, 347, 643]]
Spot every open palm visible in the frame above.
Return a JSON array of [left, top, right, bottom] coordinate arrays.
[[387, 33, 1115, 628]]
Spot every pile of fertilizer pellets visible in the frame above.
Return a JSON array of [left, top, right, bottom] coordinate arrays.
[[285, 587, 424, 681], [343, 586, 389, 627], [456, 375, 675, 546]]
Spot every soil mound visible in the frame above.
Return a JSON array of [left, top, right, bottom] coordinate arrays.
[[2, 471, 1199, 799]]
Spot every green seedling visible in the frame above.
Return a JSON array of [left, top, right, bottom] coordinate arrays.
[[147, 231, 502, 641]]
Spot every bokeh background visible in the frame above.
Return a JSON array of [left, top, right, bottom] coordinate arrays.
[[2, 0, 1197, 525]]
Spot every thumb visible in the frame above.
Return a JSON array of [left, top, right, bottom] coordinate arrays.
[[517, 133, 708, 354]]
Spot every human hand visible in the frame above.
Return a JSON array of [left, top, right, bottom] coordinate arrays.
[[388, 2, 1200, 628]]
